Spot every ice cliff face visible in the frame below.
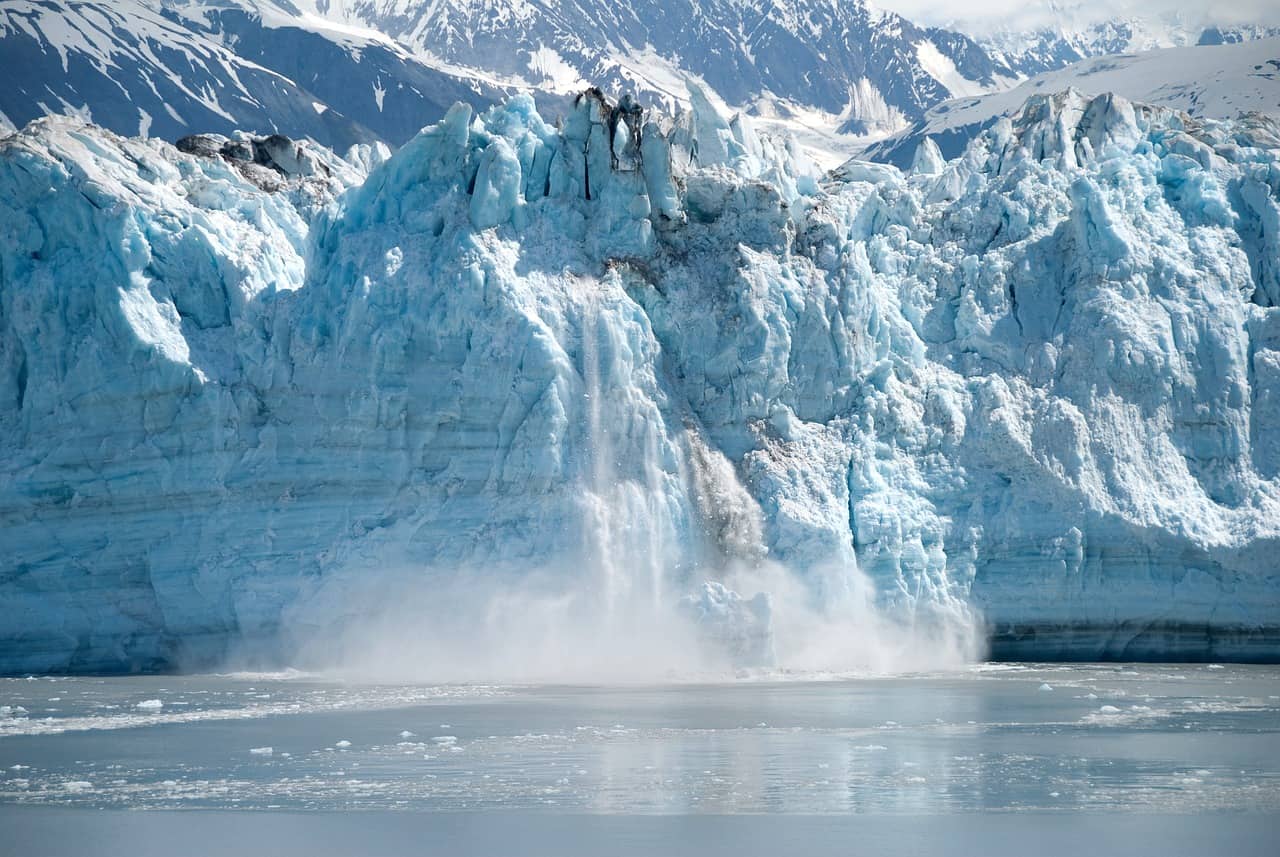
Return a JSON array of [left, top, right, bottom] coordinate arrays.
[[2, 87, 1279, 674]]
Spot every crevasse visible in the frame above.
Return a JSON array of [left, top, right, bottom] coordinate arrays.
[[1, 87, 1278, 674]]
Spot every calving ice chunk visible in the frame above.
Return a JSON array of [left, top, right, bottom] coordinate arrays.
[[0, 85, 1278, 676]]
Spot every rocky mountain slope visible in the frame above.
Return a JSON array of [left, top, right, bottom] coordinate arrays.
[[1, 0, 1021, 153], [0, 0, 513, 150]]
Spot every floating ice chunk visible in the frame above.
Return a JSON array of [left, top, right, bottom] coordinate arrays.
[[249, 746, 273, 755], [135, 699, 163, 710], [335, 740, 352, 748], [1039, 683, 1054, 691], [399, 730, 415, 738], [62, 781, 93, 793]]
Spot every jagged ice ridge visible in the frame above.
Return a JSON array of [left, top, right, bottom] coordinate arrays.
[[1, 86, 1279, 674]]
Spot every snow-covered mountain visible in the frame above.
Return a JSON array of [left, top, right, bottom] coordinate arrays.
[[2, 86, 1278, 674], [0, 0, 1023, 154], [0, 0, 516, 150], [862, 37, 1280, 167], [288, 0, 1017, 124], [980, 19, 1276, 77], [950, 2, 1280, 78], [5, 0, 1278, 161]]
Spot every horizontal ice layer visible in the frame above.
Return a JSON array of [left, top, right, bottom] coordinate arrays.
[[1, 87, 1279, 673]]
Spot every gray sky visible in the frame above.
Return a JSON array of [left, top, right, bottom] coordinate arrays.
[[872, 0, 1280, 36]]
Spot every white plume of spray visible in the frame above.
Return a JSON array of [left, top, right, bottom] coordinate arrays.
[[284, 549, 981, 685], [279, 299, 981, 685]]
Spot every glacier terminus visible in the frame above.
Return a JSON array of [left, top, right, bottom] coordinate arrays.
[[1, 83, 1279, 676]]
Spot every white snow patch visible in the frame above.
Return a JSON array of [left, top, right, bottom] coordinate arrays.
[[916, 39, 988, 98], [526, 46, 589, 94]]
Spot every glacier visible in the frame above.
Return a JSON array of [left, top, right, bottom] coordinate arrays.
[[863, 36, 1280, 169], [1, 86, 1279, 675]]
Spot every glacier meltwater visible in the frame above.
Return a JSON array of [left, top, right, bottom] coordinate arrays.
[[1, 87, 1278, 675]]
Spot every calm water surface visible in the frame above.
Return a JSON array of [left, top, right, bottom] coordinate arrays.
[[2, 663, 1278, 854]]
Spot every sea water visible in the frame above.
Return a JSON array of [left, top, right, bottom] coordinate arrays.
[[1, 664, 1277, 855]]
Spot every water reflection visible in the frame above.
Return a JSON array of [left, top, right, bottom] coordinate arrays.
[[1, 664, 1278, 814]]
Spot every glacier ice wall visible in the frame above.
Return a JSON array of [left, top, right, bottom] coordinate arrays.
[[1, 88, 1279, 674]]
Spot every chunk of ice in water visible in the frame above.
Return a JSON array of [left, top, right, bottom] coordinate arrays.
[[249, 747, 273, 755], [135, 699, 163, 710]]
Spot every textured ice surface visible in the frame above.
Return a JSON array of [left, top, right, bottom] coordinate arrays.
[[863, 37, 1280, 168], [1, 86, 1279, 673]]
